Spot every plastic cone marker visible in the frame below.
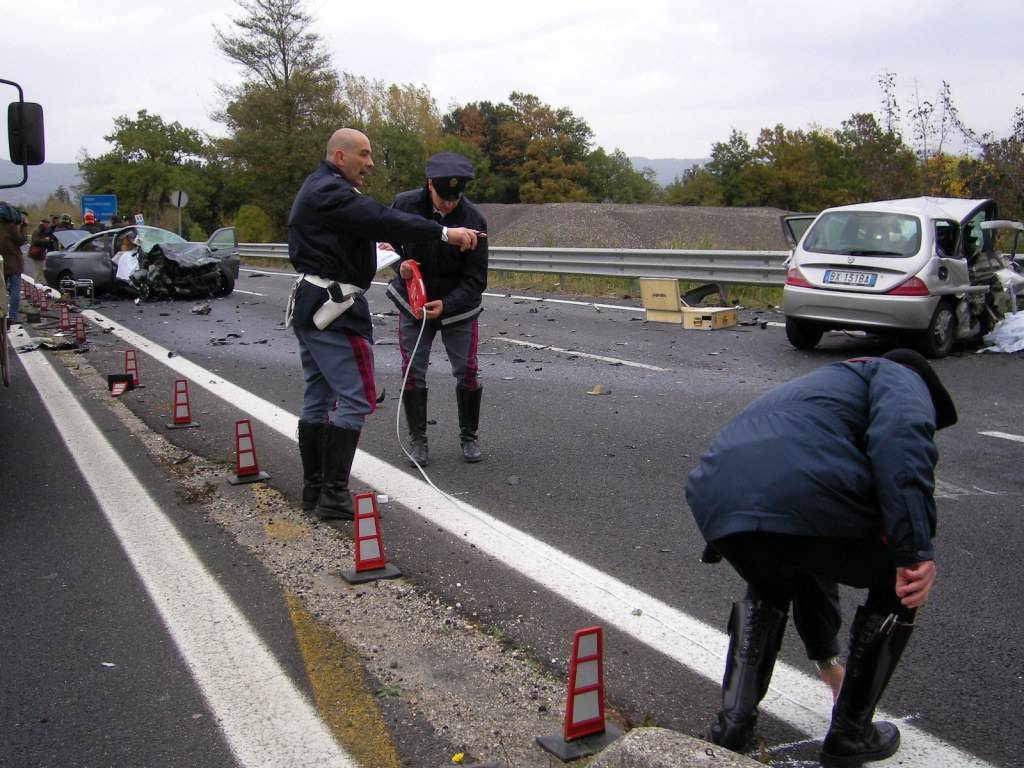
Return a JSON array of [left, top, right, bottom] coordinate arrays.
[[59, 305, 70, 331], [165, 379, 200, 429], [339, 493, 401, 584], [228, 418, 270, 484], [564, 627, 605, 740], [536, 625, 622, 761], [74, 316, 86, 344], [124, 350, 143, 387]]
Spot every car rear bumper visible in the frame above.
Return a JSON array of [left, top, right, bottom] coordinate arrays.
[[783, 285, 939, 331]]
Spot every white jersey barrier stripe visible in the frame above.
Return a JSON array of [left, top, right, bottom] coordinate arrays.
[[16, 327, 356, 768], [79, 311, 995, 768]]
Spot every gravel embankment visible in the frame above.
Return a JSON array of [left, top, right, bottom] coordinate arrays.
[[479, 203, 792, 250]]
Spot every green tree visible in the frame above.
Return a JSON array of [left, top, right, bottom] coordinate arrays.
[[835, 113, 920, 202], [443, 93, 594, 202], [583, 148, 658, 203], [664, 166, 723, 206], [78, 110, 218, 231], [706, 130, 762, 206], [338, 74, 443, 202], [214, 0, 348, 237], [232, 203, 273, 242]]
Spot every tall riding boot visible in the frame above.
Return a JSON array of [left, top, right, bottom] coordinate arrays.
[[820, 607, 915, 768], [402, 388, 429, 466], [297, 420, 324, 512], [456, 386, 482, 463], [314, 425, 360, 521], [709, 599, 788, 752]]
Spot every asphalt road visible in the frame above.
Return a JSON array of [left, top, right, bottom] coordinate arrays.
[[4, 267, 1021, 767]]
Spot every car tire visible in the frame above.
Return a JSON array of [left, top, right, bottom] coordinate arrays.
[[214, 264, 235, 297], [785, 317, 824, 350], [916, 301, 956, 359]]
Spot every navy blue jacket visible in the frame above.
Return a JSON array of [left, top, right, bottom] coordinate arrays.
[[384, 187, 488, 327], [685, 358, 939, 566], [287, 161, 444, 338]]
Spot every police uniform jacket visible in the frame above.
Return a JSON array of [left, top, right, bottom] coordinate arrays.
[[288, 161, 445, 339], [384, 187, 488, 327], [685, 358, 940, 566]]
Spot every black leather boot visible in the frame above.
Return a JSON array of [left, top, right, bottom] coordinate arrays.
[[402, 388, 428, 466], [708, 599, 787, 752], [456, 386, 482, 463], [314, 425, 360, 521], [820, 607, 914, 767], [297, 420, 324, 512]]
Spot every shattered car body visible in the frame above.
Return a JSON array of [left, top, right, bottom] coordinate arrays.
[[129, 241, 236, 300], [43, 225, 239, 300], [782, 197, 1024, 358]]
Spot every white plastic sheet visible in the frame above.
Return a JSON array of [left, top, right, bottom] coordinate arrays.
[[979, 310, 1024, 353]]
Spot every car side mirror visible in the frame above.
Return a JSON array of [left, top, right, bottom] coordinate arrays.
[[8, 101, 45, 166]]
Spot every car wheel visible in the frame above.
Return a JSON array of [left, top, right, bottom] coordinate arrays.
[[916, 301, 956, 359], [214, 264, 235, 297], [785, 317, 824, 350]]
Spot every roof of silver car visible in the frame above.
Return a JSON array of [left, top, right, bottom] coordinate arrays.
[[823, 196, 993, 222]]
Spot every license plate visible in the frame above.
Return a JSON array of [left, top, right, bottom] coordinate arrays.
[[824, 270, 877, 287]]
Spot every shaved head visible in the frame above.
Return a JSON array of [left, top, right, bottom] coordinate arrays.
[[325, 128, 368, 158], [325, 128, 374, 187]]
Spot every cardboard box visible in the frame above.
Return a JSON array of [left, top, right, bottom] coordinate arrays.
[[639, 278, 684, 323], [682, 307, 737, 330]]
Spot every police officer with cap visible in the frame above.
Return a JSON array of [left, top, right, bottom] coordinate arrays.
[[686, 349, 956, 766], [289, 130, 481, 524], [385, 152, 489, 465]]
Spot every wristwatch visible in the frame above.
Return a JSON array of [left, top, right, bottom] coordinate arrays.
[[440, 226, 449, 243], [815, 656, 841, 671]]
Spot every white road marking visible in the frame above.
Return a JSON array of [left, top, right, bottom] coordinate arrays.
[[76, 311, 994, 767], [233, 288, 265, 296], [934, 479, 1002, 500], [15, 326, 355, 768], [980, 430, 1024, 444], [491, 336, 669, 371], [483, 291, 645, 313]]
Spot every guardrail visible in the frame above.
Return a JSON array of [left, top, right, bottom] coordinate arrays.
[[238, 243, 790, 287]]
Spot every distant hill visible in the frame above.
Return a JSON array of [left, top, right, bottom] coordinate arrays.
[[0, 160, 81, 205], [629, 157, 707, 187]]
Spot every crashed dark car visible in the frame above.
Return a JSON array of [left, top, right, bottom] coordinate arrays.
[[43, 225, 240, 299]]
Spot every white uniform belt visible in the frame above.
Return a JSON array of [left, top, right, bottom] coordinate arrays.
[[301, 274, 361, 295]]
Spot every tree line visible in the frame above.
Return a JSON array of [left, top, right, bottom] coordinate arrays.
[[71, 0, 1023, 242]]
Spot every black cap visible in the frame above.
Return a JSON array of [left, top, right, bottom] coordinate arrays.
[[426, 152, 474, 200], [881, 348, 958, 429]]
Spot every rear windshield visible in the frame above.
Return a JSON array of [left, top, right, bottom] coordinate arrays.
[[803, 211, 922, 257]]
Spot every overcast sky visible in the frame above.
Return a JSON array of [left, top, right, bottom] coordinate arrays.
[[4, 0, 1023, 165]]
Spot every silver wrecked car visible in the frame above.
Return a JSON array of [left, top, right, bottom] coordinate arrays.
[[43, 225, 239, 298], [781, 196, 1019, 358]]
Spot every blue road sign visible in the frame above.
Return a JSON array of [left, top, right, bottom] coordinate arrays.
[[80, 194, 118, 223]]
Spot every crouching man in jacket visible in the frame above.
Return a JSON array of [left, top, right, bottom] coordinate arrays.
[[288, 129, 481, 522], [685, 348, 957, 767]]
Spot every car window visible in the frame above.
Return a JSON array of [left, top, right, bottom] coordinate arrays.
[[135, 226, 187, 253], [802, 211, 922, 257], [72, 230, 115, 254], [207, 227, 237, 251], [960, 210, 989, 259], [935, 220, 958, 257]]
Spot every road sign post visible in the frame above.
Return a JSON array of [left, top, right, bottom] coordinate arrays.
[[168, 190, 189, 236]]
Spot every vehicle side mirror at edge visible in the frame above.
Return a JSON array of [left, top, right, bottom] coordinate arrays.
[[8, 101, 45, 166]]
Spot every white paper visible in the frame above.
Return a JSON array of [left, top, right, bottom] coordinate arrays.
[[376, 246, 400, 271]]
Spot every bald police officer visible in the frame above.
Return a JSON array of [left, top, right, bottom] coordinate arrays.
[[385, 152, 489, 466], [289, 130, 481, 522]]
